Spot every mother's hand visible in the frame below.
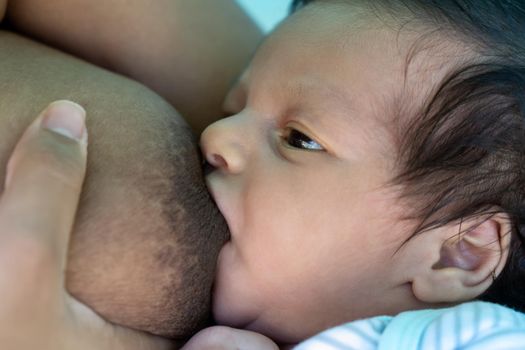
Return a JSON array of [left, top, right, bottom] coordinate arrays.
[[0, 100, 171, 350]]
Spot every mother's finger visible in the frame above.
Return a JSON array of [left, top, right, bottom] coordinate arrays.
[[0, 100, 87, 285]]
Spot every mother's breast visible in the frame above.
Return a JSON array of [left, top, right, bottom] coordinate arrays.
[[0, 31, 228, 339]]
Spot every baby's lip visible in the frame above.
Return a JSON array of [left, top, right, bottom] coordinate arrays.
[[205, 174, 234, 240]]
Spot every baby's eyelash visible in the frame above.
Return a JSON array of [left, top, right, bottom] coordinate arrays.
[[282, 127, 325, 151]]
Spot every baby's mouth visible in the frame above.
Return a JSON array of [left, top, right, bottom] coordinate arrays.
[[203, 168, 236, 243]]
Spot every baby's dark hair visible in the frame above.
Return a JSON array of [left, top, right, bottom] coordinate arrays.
[[292, 0, 525, 311]]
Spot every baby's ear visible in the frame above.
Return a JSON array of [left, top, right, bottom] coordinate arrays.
[[409, 210, 512, 304]]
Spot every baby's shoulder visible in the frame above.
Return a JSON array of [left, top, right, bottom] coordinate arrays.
[[388, 301, 525, 350], [295, 302, 525, 350]]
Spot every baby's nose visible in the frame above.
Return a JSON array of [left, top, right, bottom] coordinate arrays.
[[200, 117, 247, 175]]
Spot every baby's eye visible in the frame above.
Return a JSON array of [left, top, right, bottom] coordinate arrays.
[[282, 127, 324, 151]]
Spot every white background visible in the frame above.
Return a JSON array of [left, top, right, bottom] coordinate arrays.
[[235, 0, 293, 33]]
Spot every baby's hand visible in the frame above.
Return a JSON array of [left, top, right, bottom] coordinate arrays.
[[182, 326, 279, 350]]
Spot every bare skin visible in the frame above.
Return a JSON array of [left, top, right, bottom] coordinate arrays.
[[200, 1, 510, 346], [0, 101, 173, 350], [0, 31, 217, 347], [0, 1, 513, 349], [5, 0, 263, 134], [0, 0, 262, 345]]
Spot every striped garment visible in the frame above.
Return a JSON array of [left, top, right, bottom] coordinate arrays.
[[294, 302, 525, 350]]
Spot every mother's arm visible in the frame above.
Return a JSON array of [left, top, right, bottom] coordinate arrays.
[[4, 0, 263, 134]]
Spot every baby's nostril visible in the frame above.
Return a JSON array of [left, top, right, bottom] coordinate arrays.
[[212, 154, 227, 168]]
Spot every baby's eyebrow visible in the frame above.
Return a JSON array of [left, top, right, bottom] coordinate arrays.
[[290, 77, 356, 122]]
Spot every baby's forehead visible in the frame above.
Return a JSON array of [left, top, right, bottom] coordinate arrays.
[[241, 2, 460, 138]]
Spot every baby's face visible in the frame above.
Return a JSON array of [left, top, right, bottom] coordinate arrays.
[[201, 1, 459, 344]]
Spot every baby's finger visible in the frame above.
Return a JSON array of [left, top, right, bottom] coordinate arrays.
[[0, 100, 87, 287], [182, 326, 279, 350]]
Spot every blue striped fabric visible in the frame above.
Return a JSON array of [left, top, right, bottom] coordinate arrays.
[[295, 302, 525, 350]]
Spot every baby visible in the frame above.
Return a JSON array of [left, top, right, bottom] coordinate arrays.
[[197, 0, 525, 346], [5, 0, 525, 348]]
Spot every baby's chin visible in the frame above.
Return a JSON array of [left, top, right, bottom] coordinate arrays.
[[212, 243, 259, 328], [211, 244, 306, 344], [212, 287, 298, 345]]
